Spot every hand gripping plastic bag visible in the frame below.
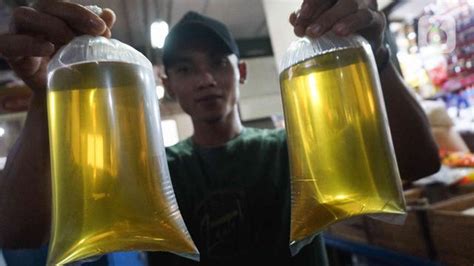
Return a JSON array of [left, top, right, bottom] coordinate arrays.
[[46, 36, 198, 265], [279, 33, 407, 255]]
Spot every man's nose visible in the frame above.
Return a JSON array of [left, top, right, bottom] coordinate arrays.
[[196, 67, 217, 88]]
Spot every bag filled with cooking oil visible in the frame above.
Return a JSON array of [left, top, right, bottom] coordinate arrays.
[[279, 33, 407, 255], [46, 35, 198, 265]]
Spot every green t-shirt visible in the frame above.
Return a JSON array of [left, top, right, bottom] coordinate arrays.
[[148, 127, 328, 265]]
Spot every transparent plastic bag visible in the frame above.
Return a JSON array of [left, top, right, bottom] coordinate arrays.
[[279, 33, 407, 255], [46, 36, 198, 265]]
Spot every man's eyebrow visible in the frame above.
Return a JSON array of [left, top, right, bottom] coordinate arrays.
[[210, 53, 229, 59], [169, 55, 193, 65]]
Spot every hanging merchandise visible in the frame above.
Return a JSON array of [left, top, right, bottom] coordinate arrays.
[[46, 36, 198, 265], [279, 33, 406, 255]]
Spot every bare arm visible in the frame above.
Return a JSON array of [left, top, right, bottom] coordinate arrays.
[[0, 93, 51, 248], [379, 60, 440, 181], [0, 3, 115, 248]]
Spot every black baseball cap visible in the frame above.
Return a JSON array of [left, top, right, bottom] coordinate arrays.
[[162, 11, 240, 67]]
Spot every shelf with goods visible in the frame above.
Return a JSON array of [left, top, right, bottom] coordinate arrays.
[[389, 1, 474, 99], [442, 1, 474, 92], [389, 1, 474, 153], [422, 1, 474, 96]]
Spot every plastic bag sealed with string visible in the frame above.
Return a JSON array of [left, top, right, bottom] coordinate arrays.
[[279, 33, 407, 255], [46, 35, 198, 265]]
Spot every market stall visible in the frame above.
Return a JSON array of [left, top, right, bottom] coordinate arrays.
[[326, 1, 474, 265]]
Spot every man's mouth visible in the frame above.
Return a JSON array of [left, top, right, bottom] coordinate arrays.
[[196, 95, 223, 102]]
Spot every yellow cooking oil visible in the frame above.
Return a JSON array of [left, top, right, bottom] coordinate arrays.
[[280, 47, 405, 243], [47, 61, 195, 265]]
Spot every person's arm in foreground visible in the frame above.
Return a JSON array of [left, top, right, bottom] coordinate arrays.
[[290, 0, 440, 181], [0, 3, 115, 248]]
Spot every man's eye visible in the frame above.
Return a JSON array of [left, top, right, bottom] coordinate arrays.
[[175, 65, 191, 73], [214, 58, 228, 68]]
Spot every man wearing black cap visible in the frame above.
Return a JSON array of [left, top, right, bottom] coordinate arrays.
[[148, 11, 330, 265], [0, 0, 440, 265]]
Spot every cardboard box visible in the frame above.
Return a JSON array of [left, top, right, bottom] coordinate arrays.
[[365, 188, 436, 259], [326, 188, 429, 250], [404, 187, 425, 204], [366, 209, 434, 259], [326, 216, 370, 244], [428, 193, 474, 266]]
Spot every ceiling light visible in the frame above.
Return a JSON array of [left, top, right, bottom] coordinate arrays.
[[151, 20, 169, 49]]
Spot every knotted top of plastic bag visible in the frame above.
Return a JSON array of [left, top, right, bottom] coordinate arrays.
[[48, 35, 152, 73], [279, 32, 372, 74]]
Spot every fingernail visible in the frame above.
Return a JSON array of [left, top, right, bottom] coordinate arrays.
[[308, 24, 322, 36], [89, 18, 106, 33], [334, 24, 348, 35]]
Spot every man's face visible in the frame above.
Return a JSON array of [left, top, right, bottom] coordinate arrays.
[[163, 39, 245, 123]]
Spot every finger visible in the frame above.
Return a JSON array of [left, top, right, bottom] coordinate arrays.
[[36, 2, 107, 36], [0, 34, 54, 57], [332, 9, 373, 36], [332, 9, 383, 36], [299, 0, 314, 19], [299, 0, 331, 19], [100, 8, 116, 29], [290, 11, 307, 36], [99, 8, 115, 38], [292, 0, 335, 37], [12, 7, 75, 45], [8, 56, 43, 78], [305, 0, 360, 37], [9, 56, 48, 91], [289, 11, 298, 26]]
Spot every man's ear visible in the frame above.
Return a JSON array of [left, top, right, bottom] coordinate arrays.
[[238, 61, 247, 84], [161, 75, 175, 99]]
